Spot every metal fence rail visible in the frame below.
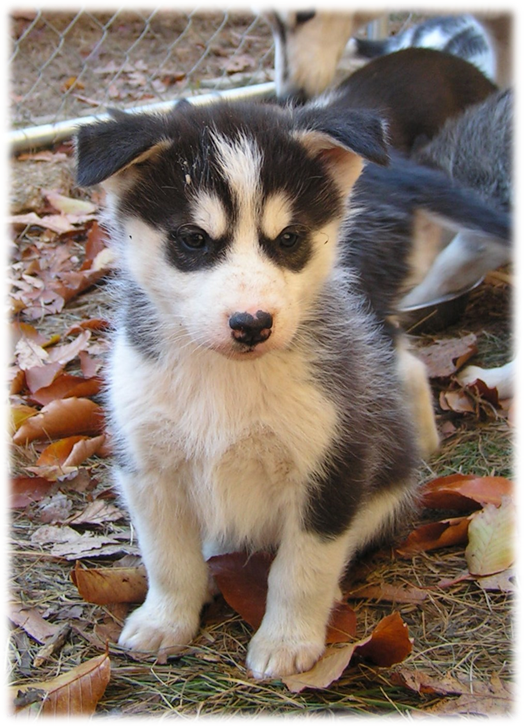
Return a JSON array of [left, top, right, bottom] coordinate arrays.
[[9, 8, 275, 144]]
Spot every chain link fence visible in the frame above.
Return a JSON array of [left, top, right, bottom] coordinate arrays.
[[9, 8, 276, 148]]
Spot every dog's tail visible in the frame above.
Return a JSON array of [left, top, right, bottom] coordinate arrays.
[[344, 152, 511, 318]]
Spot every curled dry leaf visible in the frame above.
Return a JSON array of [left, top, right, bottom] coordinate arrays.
[[208, 552, 357, 643], [416, 333, 477, 379], [421, 473, 514, 511], [282, 612, 412, 693], [10, 404, 38, 433], [10, 476, 53, 508], [71, 562, 148, 605], [11, 651, 111, 716], [29, 372, 102, 406], [396, 517, 470, 557], [13, 397, 104, 445], [465, 498, 515, 576], [36, 434, 106, 468], [9, 601, 60, 644]]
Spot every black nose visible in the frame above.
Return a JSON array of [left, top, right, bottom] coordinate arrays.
[[229, 310, 273, 347]]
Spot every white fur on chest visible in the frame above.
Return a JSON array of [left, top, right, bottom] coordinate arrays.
[[109, 332, 338, 550]]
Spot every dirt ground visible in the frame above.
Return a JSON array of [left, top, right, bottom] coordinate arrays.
[[8, 8, 514, 718]]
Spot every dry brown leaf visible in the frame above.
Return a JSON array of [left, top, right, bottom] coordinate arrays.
[[396, 517, 470, 557], [439, 388, 475, 413], [24, 361, 65, 394], [11, 321, 48, 346], [465, 499, 515, 576], [71, 562, 148, 604], [45, 329, 91, 365], [66, 497, 125, 526], [476, 568, 516, 593], [282, 612, 412, 693], [13, 397, 104, 445], [208, 552, 357, 643], [10, 404, 39, 433], [43, 189, 96, 216], [9, 602, 60, 643], [29, 372, 102, 405], [10, 476, 53, 508], [11, 651, 111, 716], [421, 473, 514, 511], [416, 333, 477, 378], [421, 676, 512, 716]]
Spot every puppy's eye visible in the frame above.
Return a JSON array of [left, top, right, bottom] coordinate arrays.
[[295, 10, 316, 25], [276, 227, 302, 249], [172, 225, 210, 251]]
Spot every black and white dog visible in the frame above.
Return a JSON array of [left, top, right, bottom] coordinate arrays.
[[76, 99, 428, 678], [75, 78, 514, 675], [263, 10, 509, 100], [348, 14, 497, 81]]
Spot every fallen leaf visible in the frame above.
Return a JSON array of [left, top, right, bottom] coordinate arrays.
[[24, 361, 65, 393], [416, 333, 477, 378], [11, 321, 48, 347], [9, 602, 60, 644], [396, 517, 470, 557], [10, 476, 53, 508], [208, 552, 357, 643], [36, 435, 106, 469], [465, 499, 515, 576], [45, 329, 91, 365], [31, 524, 138, 560], [10, 404, 39, 432], [439, 388, 475, 413], [11, 651, 111, 716], [29, 373, 102, 406], [66, 497, 124, 526], [43, 190, 96, 216], [282, 612, 412, 693], [71, 562, 148, 605], [421, 676, 512, 716], [476, 568, 516, 593], [421, 474, 514, 511], [13, 397, 104, 445]]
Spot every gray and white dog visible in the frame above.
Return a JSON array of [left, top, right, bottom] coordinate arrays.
[[348, 14, 497, 81], [76, 98, 429, 679]]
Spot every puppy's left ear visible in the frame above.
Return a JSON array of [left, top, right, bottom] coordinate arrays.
[[293, 107, 389, 196]]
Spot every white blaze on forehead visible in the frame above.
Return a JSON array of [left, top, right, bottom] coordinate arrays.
[[261, 191, 293, 239], [190, 190, 228, 239], [212, 131, 262, 233]]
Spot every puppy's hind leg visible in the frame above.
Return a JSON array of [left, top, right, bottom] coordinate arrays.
[[395, 335, 440, 459]]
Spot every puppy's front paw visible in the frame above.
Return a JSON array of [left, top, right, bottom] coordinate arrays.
[[246, 630, 325, 679], [118, 599, 199, 658]]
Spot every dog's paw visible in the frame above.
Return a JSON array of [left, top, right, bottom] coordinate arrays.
[[246, 631, 325, 679], [118, 600, 199, 657]]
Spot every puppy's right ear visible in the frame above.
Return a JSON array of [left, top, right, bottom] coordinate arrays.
[[75, 112, 169, 187]]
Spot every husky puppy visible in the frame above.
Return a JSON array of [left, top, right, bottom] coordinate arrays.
[[312, 48, 496, 153], [349, 14, 497, 81], [76, 99, 424, 678], [262, 10, 510, 99]]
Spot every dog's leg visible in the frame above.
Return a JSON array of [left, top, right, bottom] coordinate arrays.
[[246, 486, 413, 678], [400, 231, 509, 309], [116, 467, 208, 657], [457, 358, 514, 399], [395, 337, 440, 459]]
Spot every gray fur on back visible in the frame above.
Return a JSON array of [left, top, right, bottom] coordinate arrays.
[[415, 89, 512, 210]]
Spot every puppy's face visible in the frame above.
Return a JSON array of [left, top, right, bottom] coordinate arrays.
[[77, 102, 387, 359]]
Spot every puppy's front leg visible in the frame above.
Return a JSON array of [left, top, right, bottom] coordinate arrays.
[[246, 529, 349, 678], [116, 467, 208, 657]]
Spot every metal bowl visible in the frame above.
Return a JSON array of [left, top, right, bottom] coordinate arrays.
[[398, 278, 484, 334]]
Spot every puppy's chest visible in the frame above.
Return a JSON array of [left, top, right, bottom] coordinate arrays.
[[110, 340, 338, 486]]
